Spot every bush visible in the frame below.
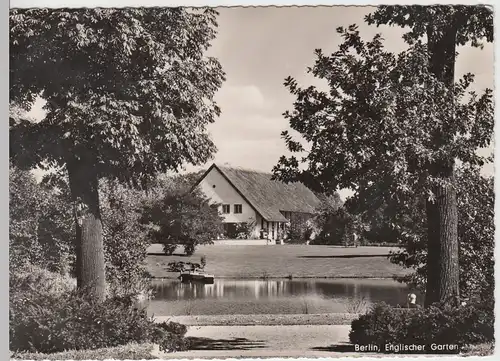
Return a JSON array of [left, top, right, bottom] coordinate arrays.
[[162, 244, 178, 255], [315, 206, 365, 246], [166, 261, 202, 272], [349, 302, 494, 353], [10, 264, 76, 297], [286, 213, 314, 242], [153, 321, 189, 353], [223, 221, 256, 239], [10, 267, 188, 354]]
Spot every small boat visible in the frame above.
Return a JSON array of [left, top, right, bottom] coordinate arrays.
[[179, 271, 215, 284]]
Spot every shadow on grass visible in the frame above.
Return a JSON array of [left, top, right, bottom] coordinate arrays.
[[298, 254, 390, 259], [186, 337, 267, 351], [147, 252, 188, 257], [311, 343, 357, 352]]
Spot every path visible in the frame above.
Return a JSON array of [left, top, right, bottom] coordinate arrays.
[[152, 324, 364, 358]]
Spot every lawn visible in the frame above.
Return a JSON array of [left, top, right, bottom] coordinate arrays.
[[146, 244, 410, 279]]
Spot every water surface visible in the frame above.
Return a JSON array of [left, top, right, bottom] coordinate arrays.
[[147, 278, 414, 316]]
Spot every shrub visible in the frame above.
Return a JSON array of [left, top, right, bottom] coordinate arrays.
[[10, 267, 188, 354], [11, 342, 157, 360], [224, 221, 256, 239], [315, 206, 365, 246], [286, 213, 314, 242], [349, 302, 494, 353], [162, 244, 178, 255], [166, 261, 202, 272], [184, 243, 196, 256], [153, 321, 189, 353], [10, 264, 76, 296]]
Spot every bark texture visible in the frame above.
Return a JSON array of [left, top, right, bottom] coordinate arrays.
[[424, 17, 461, 307], [425, 178, 460, 306], [67, 156, 106, 302]]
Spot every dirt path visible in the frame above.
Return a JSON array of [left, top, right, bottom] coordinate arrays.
[[152, 325, 361, 358]]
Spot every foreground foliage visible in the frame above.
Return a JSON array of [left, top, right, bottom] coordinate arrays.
[[10, 266, 188, 354], [349, 302, 494, 353]]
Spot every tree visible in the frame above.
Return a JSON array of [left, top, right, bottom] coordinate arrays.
[[143, 177, 223, 256], [10, 8, 225, 300], [273, 19, 493, 306], [314, 206, 357, 246], [9, 166, 46, 269], [390, 167, 494, 305], [285, 213, 314, 243], [9, 165, 75, 273], [364, 5, 493, 307]]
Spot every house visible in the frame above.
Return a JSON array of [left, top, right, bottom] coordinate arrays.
[[192, 163, 322, 241]]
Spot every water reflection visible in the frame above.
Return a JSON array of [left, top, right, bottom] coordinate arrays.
[[149, 278, 413, 316]]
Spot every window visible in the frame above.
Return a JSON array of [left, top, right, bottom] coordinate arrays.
[[234, 204, 242, 214], [222, 204, 230, 214]]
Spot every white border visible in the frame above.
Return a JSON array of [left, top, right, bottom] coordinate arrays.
[[8, 1, 497, 8]]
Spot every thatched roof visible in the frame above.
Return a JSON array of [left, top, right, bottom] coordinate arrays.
[[195, 164, 322, 222]]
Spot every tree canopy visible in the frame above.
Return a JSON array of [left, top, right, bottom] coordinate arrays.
[[273, 25, 493, 210], [273, 7, 493, 306], [365, 5, 493, 48], [10, 8, 225, 185]]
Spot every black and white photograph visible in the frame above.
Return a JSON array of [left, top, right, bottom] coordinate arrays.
[[8, 1, 495, 359]]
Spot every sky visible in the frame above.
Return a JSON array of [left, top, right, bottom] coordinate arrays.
[[184, 6, 495, 186], [24, 6, 495, 196]]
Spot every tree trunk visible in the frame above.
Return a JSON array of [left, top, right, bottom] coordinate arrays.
[[425, 175, 460, 307], [424, 19, 460, 307], [67, 156, 106, 302]]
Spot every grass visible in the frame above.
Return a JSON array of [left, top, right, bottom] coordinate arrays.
[[155, 313, 358, 326], [146, 244, 409, 279], [344, 296, 370, 314], [301, 297, 311, 314], [10, 343, 156, 360]]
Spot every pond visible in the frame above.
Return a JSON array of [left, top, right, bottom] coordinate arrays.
[[146, 278, 416, 316]]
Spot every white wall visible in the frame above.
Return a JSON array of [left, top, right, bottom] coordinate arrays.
[[198, 167, 258, 225], [196, 167, 294, 240]]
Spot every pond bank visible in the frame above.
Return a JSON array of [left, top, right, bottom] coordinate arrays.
[[150, 275, 399, 280], [155, 313, 359, 326]]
